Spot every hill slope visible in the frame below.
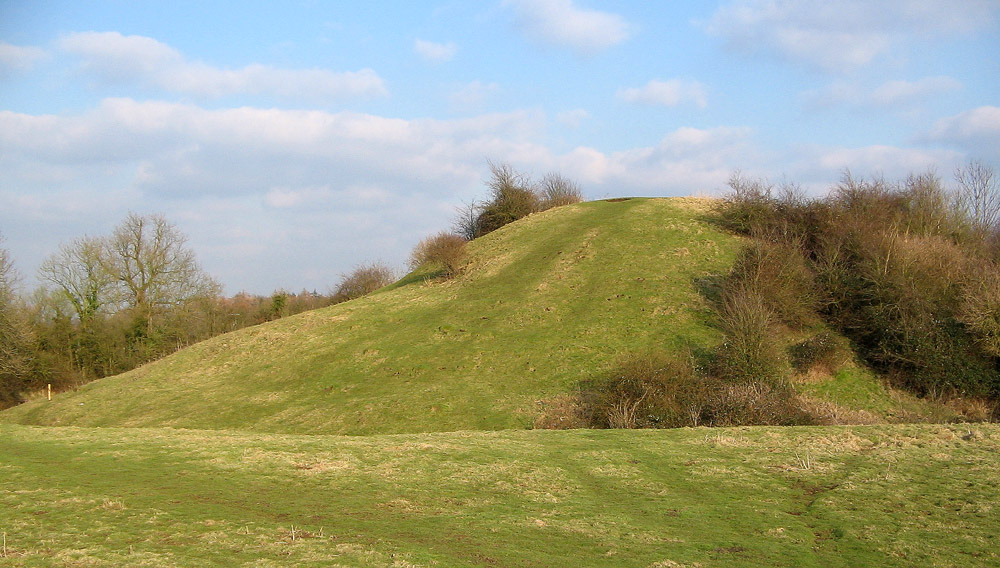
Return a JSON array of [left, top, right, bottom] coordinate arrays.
[[3, 198, 746, 433]]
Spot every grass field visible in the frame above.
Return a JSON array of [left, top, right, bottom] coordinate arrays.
[[2, 423, 998, 567]]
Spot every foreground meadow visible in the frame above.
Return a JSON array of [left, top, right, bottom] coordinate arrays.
[[2, 423, 997, 567]]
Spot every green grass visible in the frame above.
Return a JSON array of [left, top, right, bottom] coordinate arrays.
[[1, 198, 742, 434], [2, 198, 994, 565], [1, 423, 997, 567]]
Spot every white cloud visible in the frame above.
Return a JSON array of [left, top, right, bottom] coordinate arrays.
[[704, 0, 998, 73], [870, 77, 962, 105], [804, 76, 962, 108], [264, 186, 333, 209], [3, 96, 987, 295], [925, 106, 1000, 142], [0, 99, 553, 293], [922, 106, 1000, 163], [618, 79, 708, 109], [264, 184, 390, 209], [814, 145, 962, 177], [556, 109, 590, 129], [414, 39, 457, 62], [504, 0, 631, 54], [543, 126, 757, 194], [58, 32, 387, 101], [554, 127, 969, 199], [449, 81, 500, 109], [0, 42, 48, 76]]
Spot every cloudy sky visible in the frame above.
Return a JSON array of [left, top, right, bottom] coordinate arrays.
[[2, 1, 998, 295]]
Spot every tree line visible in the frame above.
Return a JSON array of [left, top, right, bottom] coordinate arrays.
[[0, 213, 338, 407]]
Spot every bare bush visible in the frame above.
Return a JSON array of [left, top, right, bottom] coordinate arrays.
[[533, 393, 589, 430], [959, 261, 1000, 358], [709, 381, 812, 427], [332, 262, 396, 302], [580, 350, 812, 429], [716, 171, 776, 234], [713, 286, 785, 386], [475, 161, 541, 237], [955, 159, 1000, 233], [716, 166, 1000, 399], [453, 162, 584, 239], [580, 350, 705, 429], [409, 232, 467, 278], [539, 173, 583, 209], [726, 239, 818, 328]]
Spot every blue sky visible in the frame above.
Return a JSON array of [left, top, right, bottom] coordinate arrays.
[[2, 0, 999, 295]]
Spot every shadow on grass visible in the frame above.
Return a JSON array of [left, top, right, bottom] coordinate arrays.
[[693, 274, 726, 311], [381, 268, 449, 293]]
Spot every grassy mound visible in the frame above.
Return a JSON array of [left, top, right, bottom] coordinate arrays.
[[2, 199, 744, 434], [2, 423, 997, 566]]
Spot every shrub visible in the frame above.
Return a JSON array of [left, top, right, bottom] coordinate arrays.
[[709, 381, 813, 426], [715, 171, 777, 234], [539, 173, 583, 209], [579, 350, 812, 429], [716, 167, 1000, 400], [452, 200, 482, 242], [332, 262, 395, 302], [788, 331, 846, 373], [453, 162, 585, 239], [574, 351, 814, 428], [579, 350, 707, 429], [475, 163, 541, 237], [821, 228, 993, 396], [726, 239, 818, 328], [712, 286, 786, 386], [959, 262, 1000, 358], [409, 232, 467, 278]]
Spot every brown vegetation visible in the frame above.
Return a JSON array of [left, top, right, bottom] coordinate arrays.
[[332, 262, 396, 303], [716, 164, 1000, 400], [454, 161, 583, 240], [578, 350, 812, 429], [409, 232, 467, 278], [0, 217, 340, 408]]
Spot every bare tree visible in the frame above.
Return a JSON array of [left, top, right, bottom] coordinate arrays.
[[452, 199, 482, 241], [0, 234, 16, 306], [104, 213, 221, 330], [39, 236, 117, 324], [955, 159, 1000, 232], [1, 235, 34, 406]]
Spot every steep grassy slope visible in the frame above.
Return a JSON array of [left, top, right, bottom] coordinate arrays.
[[2, 423, 997, 567], [3, 198, 747, 433]]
